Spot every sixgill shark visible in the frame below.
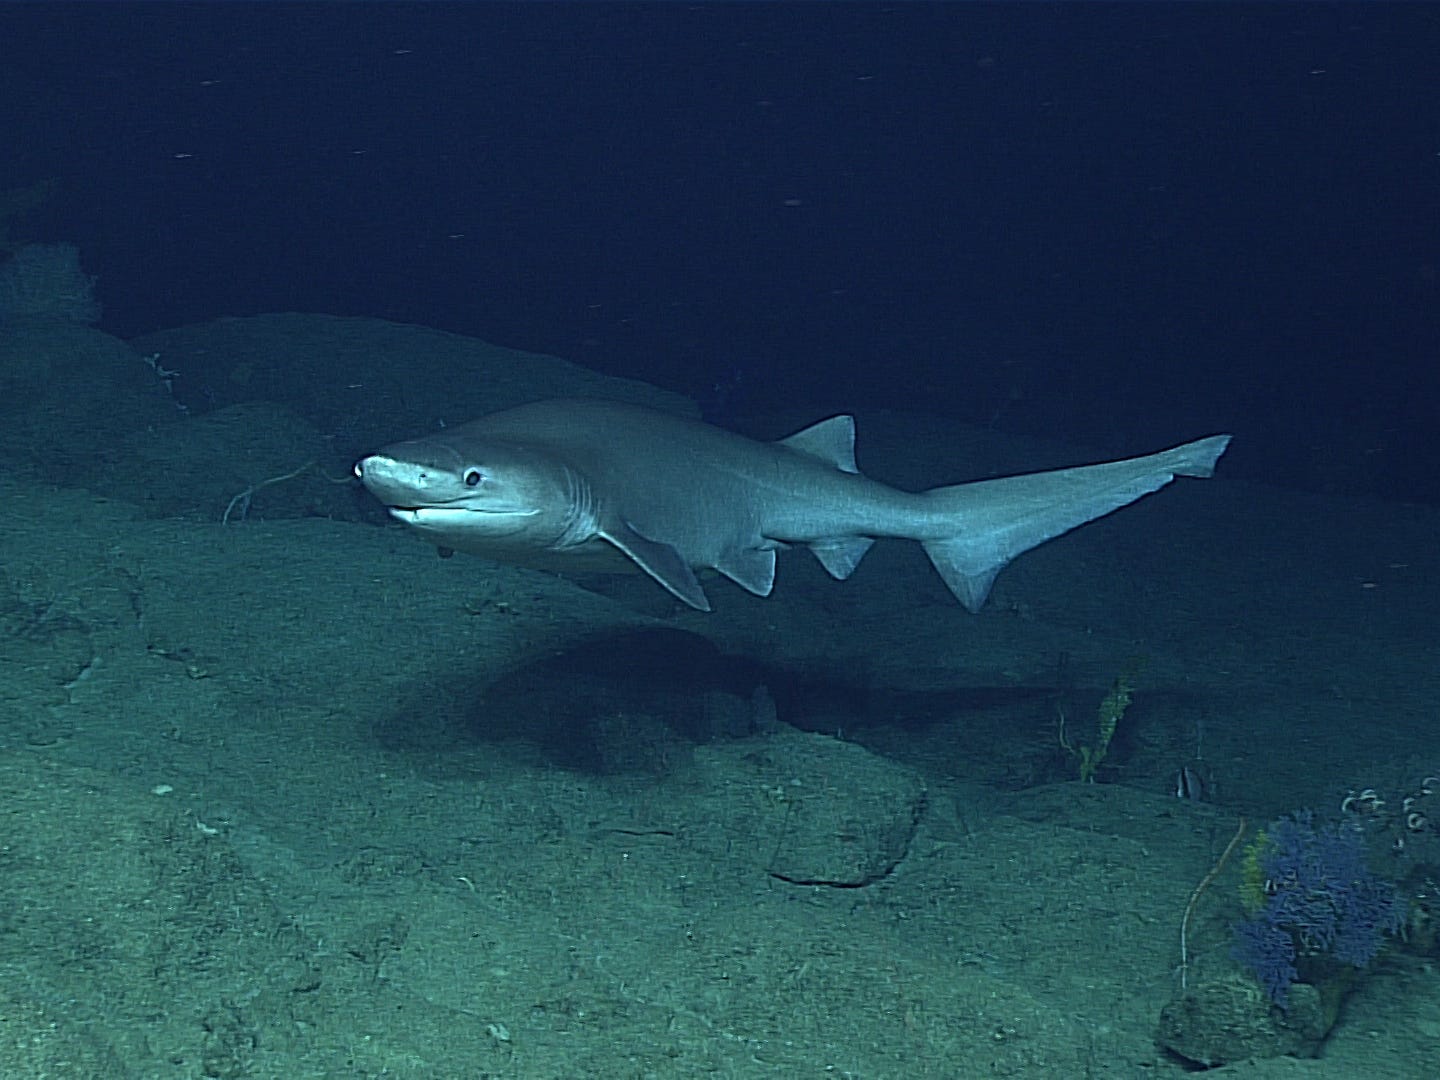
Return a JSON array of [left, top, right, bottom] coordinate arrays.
[[355, 398, 1230, 612]]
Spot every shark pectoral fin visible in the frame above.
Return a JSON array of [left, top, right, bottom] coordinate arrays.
[[714, 546, 777, 597], [601, 520, 712, 612], [808, 536, 876, 580]]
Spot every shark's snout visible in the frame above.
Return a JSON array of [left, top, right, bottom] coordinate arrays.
[[355, 453, 469, 509], [354, 454, 415, 506]]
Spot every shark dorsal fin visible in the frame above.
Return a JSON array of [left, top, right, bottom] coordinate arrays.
[[777, 415, 859, 473]]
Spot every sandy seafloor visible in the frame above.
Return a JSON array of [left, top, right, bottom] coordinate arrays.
[[1, 314, 1436, 1078]]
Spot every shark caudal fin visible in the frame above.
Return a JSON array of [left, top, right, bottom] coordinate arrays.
[[920, 434, 1231, 611]]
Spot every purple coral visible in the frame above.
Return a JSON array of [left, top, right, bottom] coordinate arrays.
[[1232, 916, 1299, 1005], [1231, 811, 1404, 1007]]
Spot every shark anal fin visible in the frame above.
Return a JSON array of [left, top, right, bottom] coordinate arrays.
[[808, 536, 876, 581], [921, 540, 1007, 613], [601, 520, 712, 611]]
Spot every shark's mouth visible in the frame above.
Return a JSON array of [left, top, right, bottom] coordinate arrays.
[[390, 506, 465, 522], [389, 506, 539, 524]]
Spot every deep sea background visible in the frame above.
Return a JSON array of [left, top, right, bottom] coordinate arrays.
[[2, 3, 1437, 501], [3, 7, 1440, 1073]]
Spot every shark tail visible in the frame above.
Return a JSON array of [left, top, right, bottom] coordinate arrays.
[[920, 434, 1231, 611]]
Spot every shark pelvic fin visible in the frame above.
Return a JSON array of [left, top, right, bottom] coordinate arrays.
[[714, 545, 777, 597]]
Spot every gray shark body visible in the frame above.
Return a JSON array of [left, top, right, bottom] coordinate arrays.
[[355, 398, 1230, 612]]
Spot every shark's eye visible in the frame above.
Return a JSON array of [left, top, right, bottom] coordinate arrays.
[[463, 469, 484, 487]]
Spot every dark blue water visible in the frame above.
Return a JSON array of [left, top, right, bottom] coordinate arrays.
[[4, 3, 1436, 500]]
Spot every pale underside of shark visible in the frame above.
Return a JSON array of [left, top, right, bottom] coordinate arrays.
[[355, 398, 1230, 612]]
